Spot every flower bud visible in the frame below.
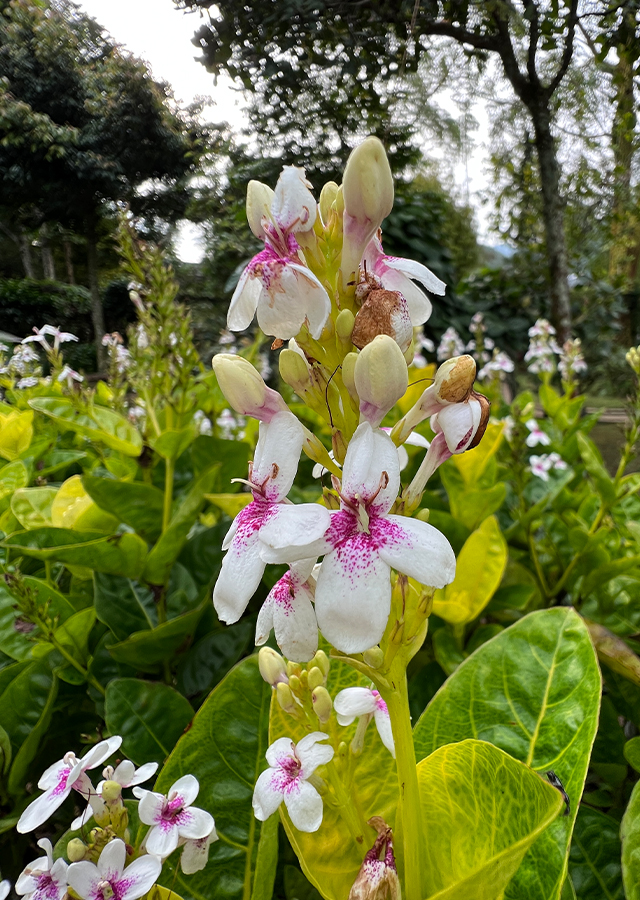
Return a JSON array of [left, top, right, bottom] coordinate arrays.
[[308, 666, 325, 691], [101, 780, 122, 803], [354, 335, 408, 427], [258, 646, 288, 686], [312, 686, 333, 723], [434, 391, 489, 454], [336, 309, 355, 344], [279, 348, 311, 395], [319, 181, 340, 224], [352, 290, 412, 354], [212, 354, 288, 422], [363, 647, 384, 669], [288, 674, 301, 693], [277, 682, 297, 715], [67, 838, 88, 862], [246, 180, 274, 239], [342, 352, 358, 399], [349, 819, 400, 900], [313, 649, 330, 676], [433, 355, 476, 404], [342, 137, 394, 287]]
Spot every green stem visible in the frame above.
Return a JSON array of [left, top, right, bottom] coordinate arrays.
[[162, 457, 174, 533], [382, 667, 423, 900], [35, 615, 105, 696], [326, 760, 366, 846]]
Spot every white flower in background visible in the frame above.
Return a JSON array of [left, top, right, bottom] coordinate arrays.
[[525, 419, 551, 448], [23, 325, 78, 352], [469, 311, 486, 333], [528, 318, 556, 338], [179, 828, 219, 875], [478, 351, 514, 381], [212, 410, 330, 625], [67, 839, 160, 900], [529, 452, 568, 481], [15, 839, 68, 900], [215, 408, 243, 439], [361, 235, 445, 328], [255, 559, 319, 662], [17, 737, 122, 833], [559, 338, 587, 380], [193, 410, 213, 436], [135, 775, 214, 859], [57, 365, 83, 388], [437, 327, 465, 361], [253, 733, 334, 832], [501, 415, 515, 442], [218, 329, 236, 346], [547, 452, 568, 471], [334, 687, 395, 757], [16, 376, 39, 389], [228, 167, 331, 340], [0, 881, 9, 900], [260, 423, 455, 653]]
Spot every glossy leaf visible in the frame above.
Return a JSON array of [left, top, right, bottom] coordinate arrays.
[[0, 410, 33, 461], [10, 487, 56, 530], [205, 493, 253, 518], [418, 740, 563, 900], [585, 618, 640, 686], [106, 604, 205, 672], [0, 460, 29, 509], [105, 678, 193, 765], [53, 607, 95, 667], [577, 433, 616, 505], [622, 780, 640, 899], [3, 528, 148, 578], [270, 653, 398, 900], [570, 807, 623, 899], [151, 426, 198, 461], [414, 608, 601, 900], [176, 621, 253, 700], [94, 574, 156, 641], [0, 580, 34, 661], [83, 476, 164, 542], [624, 736, 640, 772], [151, 656, 275, 900], [432, 515, 507, 626], [441, 467, 506, 531], [51, 475, 119, 533], [29, 398, 143, 456]]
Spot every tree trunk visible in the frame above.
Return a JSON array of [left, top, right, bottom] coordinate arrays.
[[63, 239, 76, 285], [530, 102, 572, 343], [39, 224, 56, 281], [18, 228, 36, 279], [85, 212, 106, 371]]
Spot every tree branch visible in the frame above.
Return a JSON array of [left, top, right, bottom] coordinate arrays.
[[524, 0, 541, 88], [411, 19, 501, 53], [489, 6, 530, 104], [578, 18, 615, 74], [546, 0, 580, 98]]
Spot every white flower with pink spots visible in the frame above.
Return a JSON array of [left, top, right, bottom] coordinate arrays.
[[67, 839, 159, 900], [15, 839, 68, 900], [255, 558, 319, 662], [17, 736, 122, 833], [213, 410, 330, 625], [334, 687, 395, 757], [260, 423, 456, 653], [253, 733, 334, 832], [134, 775, 215, 858]]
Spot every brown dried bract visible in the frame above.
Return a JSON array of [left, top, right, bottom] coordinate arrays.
[[352, 290, 409, 350]]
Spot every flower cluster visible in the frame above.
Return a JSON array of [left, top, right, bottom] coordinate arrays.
[[437, 326, 465, 361], [9, 737, 217, 900], [529, 452, 568, 481], [524, 318, 562, 375], [558, 338, 587, 382]]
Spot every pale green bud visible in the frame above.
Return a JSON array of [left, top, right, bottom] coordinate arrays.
[[354, 335, 408, 427], [336, 309, 355, 343], [342, 352, 358, 399], [101, 780, 122, 803], [319, 181, 339, 224], [363, 647, 384, 669], [246, 180, 274, 239], [212, 354, 288, 421], [67, 838, 88, 862], [307, 666, 325, 691], [279, 348, 311, 394], [313, 649, 330, 675], [288, 674, 301, 693], [258, 646, 288, 686], [312, 686, 333, 723], [277, 682, 297, 714]]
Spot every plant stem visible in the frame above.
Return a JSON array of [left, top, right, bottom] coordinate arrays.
[[163, 457, 174, 533], [382, 667, 423, 900]]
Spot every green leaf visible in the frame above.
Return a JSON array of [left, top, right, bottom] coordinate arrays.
[[37, 449, 86, 478], [0, 460, 29, 511], [443, 475, 506, 531], [29, 398, 143, 456], [432, 626, 465, 675], [581, 558, 640, 600], [83, 476, 164, 542], [432, 515, 507, 626], [270, 652, 398, 900], [0, 722, 12, 776], [414, 608, 601, 900], [284, 865, 323, 900], [106, 604, 205, 672], [251, 811, 279, 900], [417, 740, 563, 900], [94, 574, 156, 641], [622, 780, 640, 899], [176, 621, 253, 700], [577, 433, 616, 505], [143, 465, 220, 586], [151, 426, 198, 461], [53, 607, 95, 668], [584, 618, 640, 686], [105, 678, 193, 765], [0, 580, 34, 661], [10, 487, 56, 529], [624, 736, 640, 772], [152, 656, 274, 900], [539, 383, 564, 418], [570, 807, 623, 899], [3, 528, 148, 578]]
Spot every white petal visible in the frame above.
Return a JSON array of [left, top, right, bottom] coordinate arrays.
[[284, 779, 324, 832], [377, 515, 456, 589], [37, 838, 54, 863], [170, 774, 200, 808], [334, 687, 377, 724], [97, 838, 126, 879], [253, 768, 284, 821], [37, 759, 69, 790], [180, 832, 217, 875], [265, 737, 296, 769], [434, 400, 482, 454], [373, 706, 395, 758], [67, 861, 101, 900], [271, 167, 317, 233], [341, 424, 399, 516], [296, 734, 334, 776], [80, 736, 122, 772], [256, 265, 327, 341], [145, 822, 180, 858], [227, 266, 262, 332], [381, 266, 433, 326], [213, 527, 266, 624], [252, 411, 303, 502], [287, 265, 332, 339], [255, 594, 275, 647], [127, 762, 158, 787], [117, 857, 162, 900], [315, 543, 391, 654], [270, 576, 318, 662], [136, 789, 165, 826], [0, 882, 10, 900], [177, 806, 215, 842], [386, 256, 446, 295], [112, 760, 136, 786], [16, 785, 70, 833], [70, 804, 93, 831], [258, 503, 332, 557]]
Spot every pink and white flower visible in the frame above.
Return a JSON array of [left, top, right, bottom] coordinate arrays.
[[437, 327, 465, 361], [135, 775, 214, 859], [253, 733, 334, 832], [72, 759, 159, 829], [334, 687, 395, 757], [260, 423, 455, 653], [213, 410, 330, 624], [23, 325, 78, 352], [529, 452, 568, 481], [525, 419, 551, 448], [228, 167, 331, 340], [17, 736, 122, 833], [255, 559, 319, 662], [57, 365, 83, 388], [15, 839, 68, 900], [179, 829, 219, 875], [67, 839, 160, 900]]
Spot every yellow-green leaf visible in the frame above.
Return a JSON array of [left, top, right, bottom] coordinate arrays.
[[451, 421, 504, 484], [0, 460, 29, 508], [29, 398, 142, 456], [51, 475, 119, 533], [11, 487, 57, 529], [418, 739, 563, 900], [0, 410, 33, 460], [205, 493, 253, 518], [433, 515, 507, 626]]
